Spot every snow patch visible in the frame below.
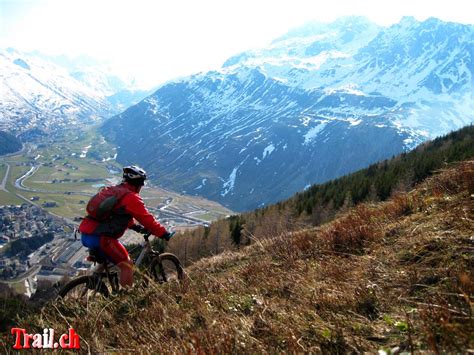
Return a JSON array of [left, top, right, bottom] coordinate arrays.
[[79, 145, 92, 158], [221, 167, 238, 197], [102, 153, 118, 162], [324, 84, 366, 96], [262, 144, 275, 159], [195, 178, 208, 190], [349, 118, 362, 126], [145, 97, 160, 115], [303, 122, 327, 144], [300, 116, 311, 127]]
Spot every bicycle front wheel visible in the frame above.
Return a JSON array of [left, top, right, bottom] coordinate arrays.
[[58, 275, 110, 301], [149, 253, 184, 283]]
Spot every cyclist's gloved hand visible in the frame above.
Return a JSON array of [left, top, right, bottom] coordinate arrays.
[[161, 231, 176, 241], [130, 224, 146, 233]]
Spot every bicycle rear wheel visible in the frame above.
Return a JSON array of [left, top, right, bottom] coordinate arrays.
[[149, 253, 184, 283], [58, 275, 110, 301]]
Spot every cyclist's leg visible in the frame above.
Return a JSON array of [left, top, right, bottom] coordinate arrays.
[[99, 237, 133, 288], [81, 233, 108, 265]]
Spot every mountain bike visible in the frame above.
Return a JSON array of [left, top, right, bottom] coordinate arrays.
[[58, 230, 184, 300]]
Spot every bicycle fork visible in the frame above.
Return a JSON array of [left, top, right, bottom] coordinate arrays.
[[90, 263, 119, 294]]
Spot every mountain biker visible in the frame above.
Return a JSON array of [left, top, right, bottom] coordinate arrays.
[[79, 165, 173, 288]]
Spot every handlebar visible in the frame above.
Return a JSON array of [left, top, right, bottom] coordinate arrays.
[[135, 227, 174, 242]]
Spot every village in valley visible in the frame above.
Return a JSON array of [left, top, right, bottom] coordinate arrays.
[[0, 203, 78, 296]]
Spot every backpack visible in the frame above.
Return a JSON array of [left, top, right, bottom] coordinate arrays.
[[86, 184, 131, 221]]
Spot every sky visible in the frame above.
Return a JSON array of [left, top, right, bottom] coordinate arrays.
[[1, 0, 473, 88]]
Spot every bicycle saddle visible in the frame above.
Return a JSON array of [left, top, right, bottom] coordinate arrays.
[[86, 249, 107, 264]]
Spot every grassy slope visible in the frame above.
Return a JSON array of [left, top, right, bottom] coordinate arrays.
[[13, 160, 473, 353]]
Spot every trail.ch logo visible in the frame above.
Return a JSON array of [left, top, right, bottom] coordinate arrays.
[[11, 328, 80, 350]]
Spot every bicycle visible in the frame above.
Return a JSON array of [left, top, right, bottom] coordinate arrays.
[[58, 230, 184, 300]]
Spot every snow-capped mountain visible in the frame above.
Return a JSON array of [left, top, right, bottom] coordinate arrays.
[[36, 52, 154, 111], [102, 17, 474, 211], [224, 16, 474, 137], [28, 52, 129, 96], [68, 66, 154, 113], [38, 52, 155, 113], [0, 49, 152, 133], [0, 48, 110, 133]]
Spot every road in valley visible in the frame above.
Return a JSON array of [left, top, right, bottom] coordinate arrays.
[[0, 162, 10, 191]]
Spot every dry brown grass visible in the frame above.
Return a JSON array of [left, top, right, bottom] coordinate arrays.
[[4, 161, 473, 353]]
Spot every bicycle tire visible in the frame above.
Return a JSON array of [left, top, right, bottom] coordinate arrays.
[[149, 253, 184, 283], [58, 275, 110, 300]]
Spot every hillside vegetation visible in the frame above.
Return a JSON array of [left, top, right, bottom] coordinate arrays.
[[14, 160, 473, 353], [0, 131, 22, 155], [291, 125, 474, 219], [166, 125, 474, 266]]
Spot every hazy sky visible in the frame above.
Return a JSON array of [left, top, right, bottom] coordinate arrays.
[[1, 0, 473, 87]]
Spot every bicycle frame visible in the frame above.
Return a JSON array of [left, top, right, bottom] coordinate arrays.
[[88, 233, 158, 293], [59, 232, 182, 299], [135, 237, 153, 266]]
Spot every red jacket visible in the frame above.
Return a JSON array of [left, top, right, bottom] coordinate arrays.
[[79, 182, 167, 239]]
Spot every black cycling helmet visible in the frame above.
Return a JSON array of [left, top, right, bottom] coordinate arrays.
[[122, 165, 147, 186]]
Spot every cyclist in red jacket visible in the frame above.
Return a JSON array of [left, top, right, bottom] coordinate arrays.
[[79, 165, 173, 287]]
